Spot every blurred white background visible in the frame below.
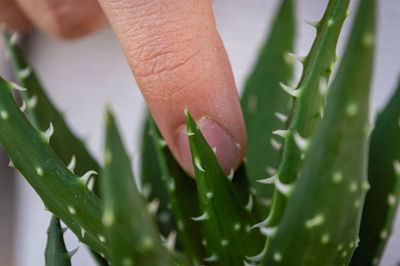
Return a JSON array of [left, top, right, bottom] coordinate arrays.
[[0, 0, 399, 265]]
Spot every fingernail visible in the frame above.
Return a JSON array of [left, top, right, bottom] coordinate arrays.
[[176, 117, 240, 176]]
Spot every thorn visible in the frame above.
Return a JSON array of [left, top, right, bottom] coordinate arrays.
[[18, 67, 32, 79], [7, 81, 26, 91], [287, 52, 305, 64], [270, 138, 282, 150], [293, 131, 309, 152], [274, 112, 288, 123], [212, 146, 217, 154], [68, 246, 79, 257], [9, 32, 20, 45], [227, 168, 234, 181], [245, 194, 253, 211], [8, 160, 14, 167], [275, 177, 293, 196], [187, 131, 195, 136], [80, 170, 98, 186], [251, 216, 270, 230], [19, 101, 27, 112], [62, 227, 68, 233], [279, 82, 300, 97], [204, 254, 218, 262], [394, 160, 400, 176], [27, 95, 38, 109], [81, 228, 86, 238], [191, 212, 208, 221], [67, 155, 76, 173], [164, 231, 177, 250], [148, 198, 160, 214], [245, 246, 267, 262], [260, 226, 277, 237], [257, 175, 276, 184], [194, 158, 205, 172], [305, 19, 319, 28], [272, 129, 289, 139], [42, 122, 54, 143]]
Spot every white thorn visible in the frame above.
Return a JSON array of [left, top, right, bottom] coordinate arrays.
[[67, 155, 76, 173], [68, 246, 79, 257], [272, 129, 289, 139], [280, 82, 300, 97], [274, 112, 288, 123], [42, 122, 54, 143], [265, 166, 276, 175], [194, 158, 205, 172], [275, 177, 292, 196], [187, 131, 195, 136], [305, 19, 319, 28], [227, 168, 234, 181], [293, 131, 309, 152], [245, 246, 267, 262], [148, 199, 160, 214], [27, 95, 38, 109], [81, 228, 86, 238], [80, 170, 97, 186], [158, 138, 167, 147], [260, 226, 277, 237], [19, 101, 27, 112], [8, 81, 26, 91], [212, 146, 217, 154], [192, 212, 208, 221], [164, 231, 177, 250], [287, 52, 305, 63], [62, 227, 68, 234], [204, 254, 218, 262], [10, 32, 20, 45], [270, 138, 282, 150], [8, 160, 14, 167], [245, 194, 253, 211], [257, 175, 276, 184], [18, 67, 32, 79], [251, 216, 270, 230]]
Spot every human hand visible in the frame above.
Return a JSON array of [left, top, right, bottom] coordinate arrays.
[[1, 0, 246, 176]]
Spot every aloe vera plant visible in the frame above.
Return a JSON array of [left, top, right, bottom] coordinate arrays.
[[1, 0, 399, 265]]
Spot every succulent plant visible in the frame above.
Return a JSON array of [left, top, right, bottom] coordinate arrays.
[[0, 0, 399, 265]]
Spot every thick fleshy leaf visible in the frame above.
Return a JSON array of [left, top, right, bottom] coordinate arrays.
[[264, 0, 375, 264]]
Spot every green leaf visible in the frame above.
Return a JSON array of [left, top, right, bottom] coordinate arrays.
[[185, 110, 264, 265], [350, 78, 400, 265], [258, 0, 350, 257], [45, 216, 72, 266], [0, 77, 107, 257], [263, 0, 375, 264], [2, 28, 100, 179], [240, 0, 295, 208], [101, 108, 173, 266], [140, 113, 174, 236], [148, 115, 205, 266]]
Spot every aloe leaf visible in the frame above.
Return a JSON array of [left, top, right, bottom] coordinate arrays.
[[140, 114, 174, 236], [185, 110, 264, 265], [256, 0, 350, 254], [2, 29, 99, 178], [350, 78, 400, 265], [45, 216, 72, 266], [240, 0, 295, 207], [148, 115, 205, 265], [101, 108, 173, 266], [263, 0, 375, 264], [0, 77, 107, 257]]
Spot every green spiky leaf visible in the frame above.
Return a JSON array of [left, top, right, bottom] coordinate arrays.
[[45, 216, 72, 266], [185, 110, 264, 265], [264, 0, 375, 264], [240, 0, 295, 208], [148, 115, 205, 265], [0, 77, 107, 257], [350, 78, 400, 265], [101, 108, 173, 266]]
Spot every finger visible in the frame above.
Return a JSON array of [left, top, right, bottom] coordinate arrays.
[[0, 0, 31, 31], [14, 0, 106, 38], [98, 0, 246, 176]]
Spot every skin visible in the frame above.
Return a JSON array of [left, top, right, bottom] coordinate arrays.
[[0, 0, 246, 177]]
